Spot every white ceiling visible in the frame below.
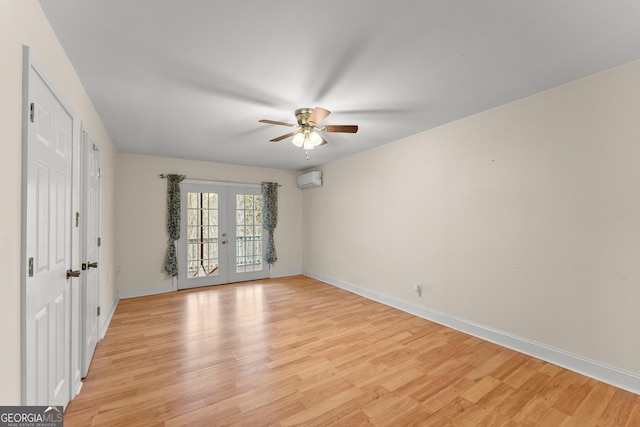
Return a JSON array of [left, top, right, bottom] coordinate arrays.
[[39, 1, 640, 171]]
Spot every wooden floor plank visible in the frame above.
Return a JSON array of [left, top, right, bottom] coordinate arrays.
[[64, 276, 640, 426]]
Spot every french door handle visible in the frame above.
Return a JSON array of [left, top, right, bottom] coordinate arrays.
[[88, 262, 98, 269], [222, 240, 228, 244]]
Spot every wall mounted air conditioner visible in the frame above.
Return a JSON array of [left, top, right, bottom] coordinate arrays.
[[297, 171, 322, 189]]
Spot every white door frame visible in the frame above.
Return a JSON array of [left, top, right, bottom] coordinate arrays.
[[20, 46, 81, 405]]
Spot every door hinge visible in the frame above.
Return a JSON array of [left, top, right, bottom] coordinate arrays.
[[30, 103, 35, 122], [76, 212, 80, 227], [97, 306, 101, 316], [97, 237, 101, 247], [28, 257, 34, 277]]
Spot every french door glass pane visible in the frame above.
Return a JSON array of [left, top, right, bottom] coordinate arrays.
[[186, 192, 219, 277], [235, 194, 263, 273]]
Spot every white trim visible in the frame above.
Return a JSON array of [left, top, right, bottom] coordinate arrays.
[[99, 295, 119, 340], [74, 380, 83, 399], [305, 271, 640, 396], [117, 270, 304, 299], [118, 283, 174, 300], [270, 268, 304, 278]]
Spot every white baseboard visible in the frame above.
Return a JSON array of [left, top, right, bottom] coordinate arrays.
[[73, 382, 83, 402], [117, 283, 174, 300], [115, 272, 304, 300], [73, 369, 82, 399], [99, 295, 120, 340], [270, 268, 304, 278], [305, 271, 640, 396]]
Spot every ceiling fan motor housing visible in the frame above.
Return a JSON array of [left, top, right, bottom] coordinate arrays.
[[295, 108, 313, 126]]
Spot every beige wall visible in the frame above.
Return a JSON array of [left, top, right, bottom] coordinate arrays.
[[0, 0, 118, 403], [3, 0, 639, 403], [304, 59, 640, 375], [116, 153, 303, 294]]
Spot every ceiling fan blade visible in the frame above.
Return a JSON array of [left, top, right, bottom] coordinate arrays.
[[270, 132, 297, 142], [259, 119, 296, 127], [307, 107, 331, 126], [323, 125, 358, 133], [317, 136, 328, 146]]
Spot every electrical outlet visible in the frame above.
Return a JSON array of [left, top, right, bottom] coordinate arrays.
[[414, 282, 423, 297]]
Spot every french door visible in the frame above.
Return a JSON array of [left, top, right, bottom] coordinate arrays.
[[177, 182, 267, 289]]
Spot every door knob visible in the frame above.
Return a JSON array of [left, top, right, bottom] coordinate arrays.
[[66, 269, 81, 279], [88, 262, 98, 269]]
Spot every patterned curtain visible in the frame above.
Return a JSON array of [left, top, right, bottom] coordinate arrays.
[[164, 174, 186, 276], [261, 182, 278, 265]]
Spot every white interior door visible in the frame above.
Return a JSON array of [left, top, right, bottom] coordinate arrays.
[[81, 130, 100, 377], [177, 182, 267, 290], [23, 63, 73, 407]]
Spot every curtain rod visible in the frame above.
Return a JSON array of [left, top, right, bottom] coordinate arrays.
[[159, 174, 281, 186]]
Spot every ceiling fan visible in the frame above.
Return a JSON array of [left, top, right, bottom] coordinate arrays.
[[259, 107, 358, 151]]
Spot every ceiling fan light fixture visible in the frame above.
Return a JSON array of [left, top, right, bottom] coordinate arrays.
[[292, 132, 305, 147], [309, 131, 323, 147], [303, 135, 315, 150]]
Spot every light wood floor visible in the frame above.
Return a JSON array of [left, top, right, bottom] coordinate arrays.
[[65, 276, 640, 426]]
